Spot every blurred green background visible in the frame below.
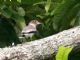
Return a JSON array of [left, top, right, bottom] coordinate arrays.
[[0, 0, 80, 47]]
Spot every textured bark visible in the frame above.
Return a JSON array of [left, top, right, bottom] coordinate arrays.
[[0, 26, 80, 60]]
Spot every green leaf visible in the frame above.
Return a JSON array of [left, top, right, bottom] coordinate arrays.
[[11, 14, 26, 30], [17, 0, 21, 3], [56, 46, 72, 60], [45, 0, 51, 13], [56, 46, 66, 60], [1, 7, 12, 18], [51, 0, 80, 31], [33, 1, 46, 6], [63, 47, 72, 60], [17, 7, 25, 16], [73, 11, 80, 26]]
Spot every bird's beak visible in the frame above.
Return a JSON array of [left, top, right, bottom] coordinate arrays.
[[37, 22, 42, 25]]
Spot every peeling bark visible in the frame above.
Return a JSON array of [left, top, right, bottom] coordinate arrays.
[[0, 26, 80, 60]]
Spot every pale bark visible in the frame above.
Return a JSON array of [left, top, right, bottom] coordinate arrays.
[[0, 26, 80, 60]]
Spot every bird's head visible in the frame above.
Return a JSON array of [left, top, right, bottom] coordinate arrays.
[[28, 20, 41, 28]]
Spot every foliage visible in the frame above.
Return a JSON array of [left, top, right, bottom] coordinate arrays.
[[0, 17, 21, 47], [0, 0, 80, 47], [68, 45, 80, 60], [56, 46, 72, 60], [0, 0, 26, 30], [0, 0, 26, 47], [37, 0, 80, 38]]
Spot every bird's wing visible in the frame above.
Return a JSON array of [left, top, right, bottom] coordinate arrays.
[[21, 25, 37, 34]]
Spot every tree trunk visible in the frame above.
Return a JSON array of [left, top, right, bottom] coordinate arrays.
[[0, 26, 80, 60]]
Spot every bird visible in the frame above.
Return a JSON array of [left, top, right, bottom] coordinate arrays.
[[19, 20, 41, 42]]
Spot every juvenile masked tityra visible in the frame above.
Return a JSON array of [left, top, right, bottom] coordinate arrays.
[[19, 20, 41, 42]]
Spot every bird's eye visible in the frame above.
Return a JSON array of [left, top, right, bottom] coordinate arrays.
[[22, 34, 25, 37]]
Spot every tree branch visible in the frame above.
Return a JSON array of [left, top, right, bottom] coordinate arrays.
[[0, 26, 80, 60]]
